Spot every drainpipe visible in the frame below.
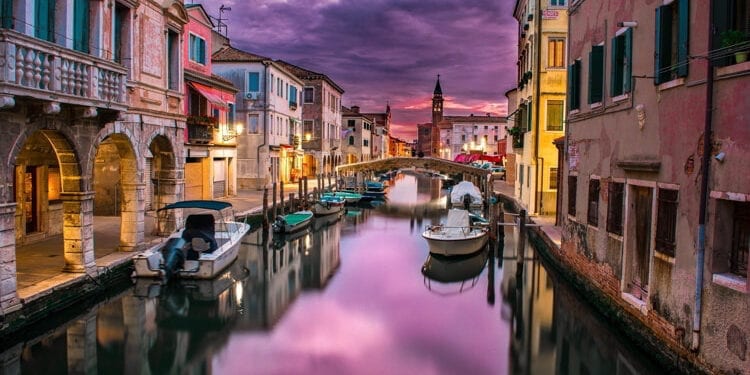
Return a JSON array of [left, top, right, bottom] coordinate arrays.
[[533, 0, 542, 214], [258, 61, 271, 190], [693, 4, 715, 352]]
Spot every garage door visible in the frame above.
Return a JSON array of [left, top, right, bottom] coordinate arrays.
[[185, 161, 203, 200], [213, 158, 226, 198]]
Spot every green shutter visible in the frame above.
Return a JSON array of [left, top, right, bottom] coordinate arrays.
[[0, 0, 11, 29], [655, 5, 672, 84], [589, 46, 603, 103], [574, 60, 581, 110], [610, 36, 621, 96], [248, 72, 260, 92], [567, 63, 574, 110], [676, 0, 689, 77], [35, 0, 54, 41], [623, 28, 633, 93], [199, 38, 206, 64], [654, 7, 663, 84], [73, 0, 89, 53]]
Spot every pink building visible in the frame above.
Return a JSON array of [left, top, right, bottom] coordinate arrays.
[[183, 4, 239, 199]]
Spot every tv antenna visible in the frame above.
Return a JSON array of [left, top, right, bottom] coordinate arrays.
[[217, 5, 231, 37]]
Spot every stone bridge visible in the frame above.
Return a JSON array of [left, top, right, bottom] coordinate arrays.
[[335, 157, 494, 194]]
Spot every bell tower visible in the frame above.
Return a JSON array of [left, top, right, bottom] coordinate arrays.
[[432, 74, 444, 126]]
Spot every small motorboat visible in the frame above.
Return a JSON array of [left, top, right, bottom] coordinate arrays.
[[322, 191, 362, 204], [133, 200, 251, 281], [449, 181, 483, 209], [311, 195, 346, 216], [365, 181, 385, 191], [272, 210, 314, 233], [422, 209, 489, 256]]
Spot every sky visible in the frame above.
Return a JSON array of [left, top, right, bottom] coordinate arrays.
[[190, 0, 519, 140]]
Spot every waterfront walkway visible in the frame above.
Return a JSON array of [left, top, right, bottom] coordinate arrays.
[[13, 178, 563, 309]]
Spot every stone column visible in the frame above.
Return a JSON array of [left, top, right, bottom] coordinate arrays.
[[0, 203, 19, 313], [119, 183, 145, 251], [122, 295, 150, 375], [66, 313, 97, 375], [61, 192, 96, 274], [154, 170, 184, 234]]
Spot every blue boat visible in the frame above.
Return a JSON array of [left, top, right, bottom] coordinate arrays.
[[365, 181, 385, 191]]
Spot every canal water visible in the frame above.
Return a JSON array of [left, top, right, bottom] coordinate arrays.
[[2, 171, 668, 374]]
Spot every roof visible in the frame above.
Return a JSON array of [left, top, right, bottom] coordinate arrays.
[[433, 76, 443, 96], [185, 3, 214, 28], [442, 115, 506, 123], [158, 200, 233, 212], [212, 45, 272, 62], [275, 60, 345, 94]]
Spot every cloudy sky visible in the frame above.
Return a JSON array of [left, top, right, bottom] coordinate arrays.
[[191, 0, 518, 140]]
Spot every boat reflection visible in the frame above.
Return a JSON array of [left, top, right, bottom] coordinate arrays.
[[421, 249, 488, 295]]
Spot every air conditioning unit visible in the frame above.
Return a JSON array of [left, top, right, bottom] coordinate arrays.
[[244, 92, 256, 100]]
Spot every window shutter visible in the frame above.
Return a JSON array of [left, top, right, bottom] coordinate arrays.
[[199, 39, 206, 64], [610, 36, 620, 96], [655, 6, 672, 84], [589, 46, 603, 103], [676, 0, 689, 77], [623, 28, 633, 93], [568, 63, 575, 110], [73, 0, 89, 53], [654, 7, 663, 84], [35, 0, 53, 41], [1, 0, 12, 29], [574, 60, 581, 109], [248, 72, 259, 92]]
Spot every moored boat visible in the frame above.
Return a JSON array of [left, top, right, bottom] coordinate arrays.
[[311, 195, 346, 216], [272, 210, 314, 233], [449, 181, 483, 209], [422, 209, 489, 256], [322, 191, 362, 204], [133, 200, 251, 281]]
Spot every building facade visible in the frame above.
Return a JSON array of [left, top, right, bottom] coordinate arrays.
[[183, 4, 238, 200], [362, 105, 392, 160], [561, 1, 749, 373], [0, 0, 189, 312], [510, 0, 568, 215], [341, 106, 373, 163], [276, 61, 344, 178], [438, 115, 507, 161], [212, 46, 304, 189]]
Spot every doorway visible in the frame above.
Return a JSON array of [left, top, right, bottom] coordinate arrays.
[[626, 185, 653, 301]]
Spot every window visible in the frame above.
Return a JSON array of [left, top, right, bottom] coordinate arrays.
[[166, 30, 179, 90], [113, 3, 131, 66], [588, 45, 604, 103], [73, 0, 90, 53], [348, 136, 354, 145], [227, 103, 235, 125], [568, 176, 577, 216], [655, 189, 678, 257], [607, 182, 624, 235], [549, 168, 558, 190], [568, 60, 581, 110], [189, 34, 206, 64], [548, 38, 565, 68], [547, 100, 564, 131], [247, 114, 259, 134], [730, 203, 749, 277], [610, 29, 633, 97], [35, 0, 54, 41], [247, 72, 260, 92], [461, 134, 466, 141], [550, 0, 566, 6], [0, 0, 12, 29], [347, 119, 355, 127], [289, 86, 298, 106], [588, 179, 600, 226], [304, 87, 314, 103], [364, 139, 369, 147], [654, 0, 689, 84], [712, 0, 750, 67], [270, 74, 274, 93]]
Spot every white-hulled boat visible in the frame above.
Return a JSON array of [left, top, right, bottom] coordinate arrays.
[[311, 195, 346, 216], [422, 209, 489, 256], [133, 200, 251, 281], [450, 181, 483, 209]]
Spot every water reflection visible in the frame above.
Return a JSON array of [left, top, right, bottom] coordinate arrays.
[[2, 172, 670, 374]]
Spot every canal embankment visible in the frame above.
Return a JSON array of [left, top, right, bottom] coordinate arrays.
[[492, 182, 714, 375]]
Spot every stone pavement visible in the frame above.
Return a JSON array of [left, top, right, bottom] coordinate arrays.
[[492, 179, 562, 248], [14, 179, 333, 303]]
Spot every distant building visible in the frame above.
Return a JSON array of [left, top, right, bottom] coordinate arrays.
[[416, 123, 433, 156], [212, 46, 304, 188], [341, 106, 373, 163], [362, 105, 392, 160], [183, 4, 239, 200], [275, 60, 345, 178]]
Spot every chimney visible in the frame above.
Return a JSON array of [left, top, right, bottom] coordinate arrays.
[[351, 105, 360, 113]]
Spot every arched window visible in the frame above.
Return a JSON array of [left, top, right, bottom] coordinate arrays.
[[348, 136, 354, 145]]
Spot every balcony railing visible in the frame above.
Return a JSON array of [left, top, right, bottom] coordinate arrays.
[[187, 123, 214, 144], [0, 29, 128, 109]]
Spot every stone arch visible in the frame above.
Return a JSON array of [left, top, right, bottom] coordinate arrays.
[[145, 133, 181, 213]]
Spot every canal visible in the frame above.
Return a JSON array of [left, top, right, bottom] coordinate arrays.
[[1, 171, 668, 374]]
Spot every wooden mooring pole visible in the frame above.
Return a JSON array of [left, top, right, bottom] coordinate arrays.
[[262, 188, 269, 229]]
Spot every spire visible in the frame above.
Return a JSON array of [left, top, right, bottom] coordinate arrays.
[[433, 74, 442, 96]]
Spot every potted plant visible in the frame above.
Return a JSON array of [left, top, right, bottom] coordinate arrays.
[[506, 126, 525, 149], [721, 29, 748, 64]]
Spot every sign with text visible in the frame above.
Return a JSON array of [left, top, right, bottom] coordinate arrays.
[[542, 10, 559, 19]]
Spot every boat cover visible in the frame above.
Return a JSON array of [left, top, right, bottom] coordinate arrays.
[[283, 212, 313, 225], [450, 181, 483, 205], [445, 209, 470, 236], [158, 200, 233, 211]]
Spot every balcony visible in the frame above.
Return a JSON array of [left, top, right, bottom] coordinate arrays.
[[187, 122, 215, 144], [0, 29, 128, 110], [289, 102, 298, 110]]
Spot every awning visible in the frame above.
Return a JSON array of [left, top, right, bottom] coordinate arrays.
[[187, 81, 228, 108]]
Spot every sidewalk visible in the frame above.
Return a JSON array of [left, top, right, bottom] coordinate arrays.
[[492, 179, 561, 248], [14, 179, 334, 303]]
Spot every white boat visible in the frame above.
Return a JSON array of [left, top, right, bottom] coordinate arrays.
[[311, 195, 346, 216], [422, 209, 489, 256], [450, 181, 484, 208], [133, 200, 251, 281]]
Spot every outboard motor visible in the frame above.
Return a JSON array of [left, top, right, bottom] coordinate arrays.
[[463, 193, 472, 210], [161, 237, 187, 281]]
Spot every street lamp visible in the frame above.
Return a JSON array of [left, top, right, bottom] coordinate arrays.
[[222, 122, 243, 141]]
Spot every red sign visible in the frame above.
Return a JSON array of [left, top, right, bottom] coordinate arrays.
[[542, 10, 559, 19]]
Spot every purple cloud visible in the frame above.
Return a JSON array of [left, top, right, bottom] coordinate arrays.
[[192, 0, 518, 139]]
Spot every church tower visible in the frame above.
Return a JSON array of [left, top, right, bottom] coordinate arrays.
[[432, 75, 444, 126]]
